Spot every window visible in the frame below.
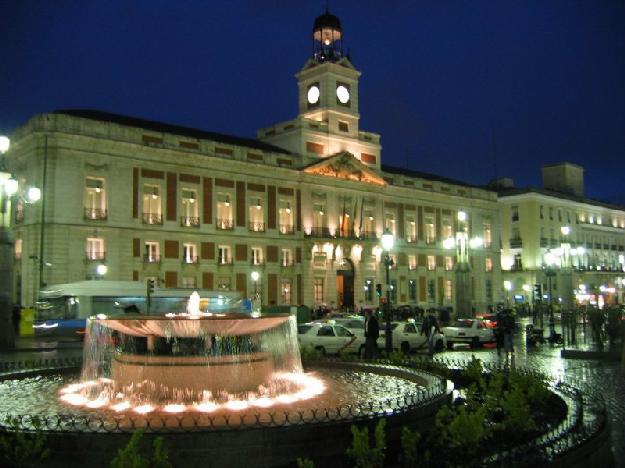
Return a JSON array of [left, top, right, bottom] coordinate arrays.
[[425, 217, 435, 244], [317, 326, 335, 337], [251, 247, 264, 265], [363, 211, 375, 237], [512, 227, 520, 239], [279, 200, 293, 234], [281, 280, 291, 304], [427, 255, 436, 271], [385, 214, 396, 237], [511, 205, 519, 222], [144, 241, 159, 262], [540, 205, 544, 219], [444, 256, 454, 271], [306, 141, 324, 155], [408, 280, 417, 302], [483, 222, 492, 248], [218, 245, 232, 264], [485, 279, 493, 302], [442, 218, 452, 240], [281, 248, 293, 266], [248, 196, 265, 232], [142, 184, 162, 224], [364, 279, 374, 302], [217, 193, 233, 230], [312, 203, 325, 231], [558, 209, 562, 222], [15, 238, 22, 260], [445, 280, 452, 300], [338, 121, 349, 132], [86, 237, 105, 260], [181, 189, 199, 227], [485, 257, 493, 272], [408, 255, 417, 270], [405, 216, 416, 242], [182, 276, 196, 288], [183, 243, 198, 264], [427, 279, 435, 302], [84, 177, 107, 219], [549, 207, 553, 220], [313, 278, 324, 303]]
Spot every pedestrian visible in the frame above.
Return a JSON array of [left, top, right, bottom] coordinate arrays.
[[12, 303, 21, 335], [364, 309, 379, 359], [496, 308, 515, 363], [421, 310, 440, 355]]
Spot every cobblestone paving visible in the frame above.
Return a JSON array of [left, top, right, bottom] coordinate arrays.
[[435, 318, 625, 467]]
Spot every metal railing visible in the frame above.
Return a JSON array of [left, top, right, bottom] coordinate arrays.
[[84, 208, 108, 220], [216, 218, 234, 230], [85, 252, 106, 261], [143, 254, 161, 263], [248, 221, 265, 232], [279, 224, 294, 234], [182, 256, 199, 264], [142, 212, 162, 225], [180, 216, 200, 227]]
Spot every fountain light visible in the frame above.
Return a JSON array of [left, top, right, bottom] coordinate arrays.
[[134, 404, 155, 414], [111, 401, 131, 412], [250, 397, 274, 408], [86, 399, 108, 409], [163, 404, 187, 413], [194, 402, 218, 413], [224, 400, 249, 411], [61, 393, 89, 406]]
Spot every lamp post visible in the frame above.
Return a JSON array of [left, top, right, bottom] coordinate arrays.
[[445, 211, 483, 318], [96, 264, 108, 280], [503, 281, 512, 306], [381, 229, 394, 354], [251, 271, 260, 313], [543, 250, 557, 341]]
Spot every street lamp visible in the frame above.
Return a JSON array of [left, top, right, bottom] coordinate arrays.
[[503, 281, 512, 306], [381, 229, 394, 354], [96, 264, 108, 279], [251, 271, 260, 312]]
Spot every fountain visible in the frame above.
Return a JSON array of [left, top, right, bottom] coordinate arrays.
[[60, 292, 323, 414]]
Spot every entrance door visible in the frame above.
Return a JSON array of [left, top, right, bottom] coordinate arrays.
[[336, 271, 354, 311]]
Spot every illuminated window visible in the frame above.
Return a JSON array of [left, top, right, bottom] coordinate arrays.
[[427, 255, 436, 271], [364, 279, 374, 302], [281, 248, 293, 266], [442, 218, 452, 239], [142, 184, 162, 224], [181, 189, 198, 226], [445, 256, 454, 271], [217, 193, 233, 229], [248, 196, 265, 232], [408, 255, 417, 270], [144, 241, 159, 262], [86, 238, 105, 260], [84, 177, 107, 219], [218, 245, 232, 264], [405, 216, 416, 242], [279, 199, 293, 234], [251, 247, 264, 265], [408, 280, 417, 302], [425, 217, 435, 244], [281, 280, 292, 304], [483, 222, 492, 248], [15, 238, 22, 260], [183, 243, 198, 264], [445, 280, 452, 300], [218, 277, 231, 291], [485, 257, 493, 272], [182, 276, 196, 288]]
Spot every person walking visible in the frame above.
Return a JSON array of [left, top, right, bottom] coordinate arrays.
[[364, 309, 379, 359], [497, 308, 515, 366], [421, 310, 440, 355]]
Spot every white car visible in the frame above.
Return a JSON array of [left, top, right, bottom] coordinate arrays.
[[297, 322, 362, 355], [321, 318, 446, 354], [442, 319, 495, 349]]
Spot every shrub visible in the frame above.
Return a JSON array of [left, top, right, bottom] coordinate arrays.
[[0, 415, 50, 468], [296, 457, 314, 468], [346, 419, 386, 468], [110, 429, 172, 468], [400, 426, 421, 468], [437, 405, 491, 454]]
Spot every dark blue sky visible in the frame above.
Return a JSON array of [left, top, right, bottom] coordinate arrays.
[[2, 1, 624, 202]]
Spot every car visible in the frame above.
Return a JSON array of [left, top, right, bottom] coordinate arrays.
[[382, 321, 447, 354], [442, 319, 495, 348], [297, 322, 362, 355], [475, 312, 498, 329]]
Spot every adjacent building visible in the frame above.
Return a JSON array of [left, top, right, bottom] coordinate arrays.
[[498, 162, 625, 308], [5, 12, 502, 314]]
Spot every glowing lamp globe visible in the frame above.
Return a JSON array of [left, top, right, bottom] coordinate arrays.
[[381, 230, 394, 251]]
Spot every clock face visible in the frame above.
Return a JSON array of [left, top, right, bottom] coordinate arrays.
[[336, 85, 350, 104], [307, 85, 320, 104]]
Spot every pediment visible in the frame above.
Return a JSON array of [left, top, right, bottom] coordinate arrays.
[[303, 152, 385, 186]]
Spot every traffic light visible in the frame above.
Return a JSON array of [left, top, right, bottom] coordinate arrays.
[[376, 283, 383, 297], [147, 279, 155, 296], [533, 283, 542, 301]]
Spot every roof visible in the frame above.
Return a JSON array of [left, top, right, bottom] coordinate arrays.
[[497, 187, 625, 211], [313, 12, 341, 31], [381, 164, 492, 191], [52, 109, 292, 155]]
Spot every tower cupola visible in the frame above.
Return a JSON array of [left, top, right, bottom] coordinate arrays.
[[312, 10, 343, 63]]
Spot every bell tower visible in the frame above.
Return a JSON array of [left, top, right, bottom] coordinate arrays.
[[258, 10, 381, 169]]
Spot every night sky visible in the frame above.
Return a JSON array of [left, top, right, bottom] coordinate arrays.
[[2, 1, 624, 203]]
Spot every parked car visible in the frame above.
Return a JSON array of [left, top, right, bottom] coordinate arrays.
[[475, 312, 498, 329], [297, 322, 362, 355], [441, 319, 495, 349]]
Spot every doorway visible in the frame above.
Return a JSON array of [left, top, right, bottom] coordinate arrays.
[[336, 258, 355, 312]]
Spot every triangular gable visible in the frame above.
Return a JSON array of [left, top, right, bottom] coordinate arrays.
[[303, 152, 385, 186]]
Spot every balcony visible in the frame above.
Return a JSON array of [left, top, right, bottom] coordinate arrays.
[[85, 252, 106, 262], [540, 237, 549, 247], [182, 256, 199, 265], [251, 260, 265, 266], [305, 226, 332, 238], [359, 230, 378, 241], [279, 224, 294, 235], [180, 216, 200, 228], [405, 235, 416, 243], [84, 208, 108, 220], [217, 257, 233, 266], [143, 254, 161, 263], [248, 221, 266, 232], [509, 238, 523, 248], [142, 213, 162, 225], [281, 259, 294, 267], [217, 218, 234, 230], [425, 237, 436, 245]]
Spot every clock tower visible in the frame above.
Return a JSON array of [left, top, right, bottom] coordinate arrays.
[[259, 10, 381, 169]]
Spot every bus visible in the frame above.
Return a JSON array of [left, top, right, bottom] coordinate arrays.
[[34, 281, 243, 338]]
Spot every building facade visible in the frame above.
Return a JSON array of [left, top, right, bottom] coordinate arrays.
[[6, 12, 502, 314], [498, 163, 625, 308]]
